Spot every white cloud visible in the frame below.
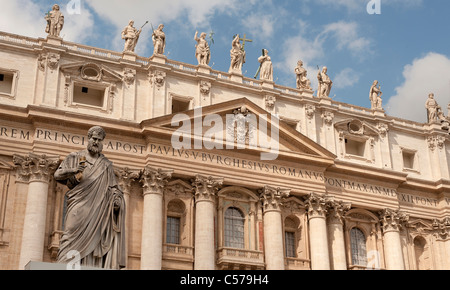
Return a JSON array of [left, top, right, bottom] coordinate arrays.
[[319, 21, 371, 56], [386, 52, 450, 123], [334, 68, 360, 89]]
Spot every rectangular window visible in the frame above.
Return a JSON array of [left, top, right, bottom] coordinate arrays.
[[402, 151, 416, 170], [166, 216, 180, 245], [73, 84, 105, 107], [345, 138, 366, 157], [0, 72, 14, 95], [285, 231, 296, 258], [172, 98, 191, 114]]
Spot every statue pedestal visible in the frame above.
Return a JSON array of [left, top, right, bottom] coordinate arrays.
[[197, 64, 211, 75], [319, 96, 332, 105], [261, 80, 274, 89], [229, 70, 243, 83], [24, 261, 108, 270], [372, 109, 386, 117], [46, 36, 62, 46], [150, 54, 167, 64], [122, 51, 137, 62]]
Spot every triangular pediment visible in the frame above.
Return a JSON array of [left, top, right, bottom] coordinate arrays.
[[335, 118, 380, 137], [60, 61, 123, 83], [141, 98, 336, 166]]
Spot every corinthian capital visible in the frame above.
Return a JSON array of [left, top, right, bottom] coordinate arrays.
[[192, 175, 223, 202], [304, 192, 329, 218], [327, 198, 351, 225], [115, 167, 140, 194], [432, 217, 450, 240], [379, 208, 409, 233], [13, 153, 59, 183], [259, 185, 290, 212], [140, 166, 173, 195]]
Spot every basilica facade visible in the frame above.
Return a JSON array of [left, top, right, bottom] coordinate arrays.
[[0, 17, 449, 270]]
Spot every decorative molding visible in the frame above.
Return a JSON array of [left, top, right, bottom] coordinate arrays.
[[378, 208, 409, 233], [305, 105, 315, 120], [191, 174, 223, 202], [114, 167, 140, 194], [304, 192, 328, 218], [259, 185, 290, 212], [140, 166, 173, 196], [149, 70, 166, 88], [321, 111, 335, 126], [326, 198, 351, 225], [432, 217, 450, 240], [123, 68, 136, 86], [13, 153, 59, 183]]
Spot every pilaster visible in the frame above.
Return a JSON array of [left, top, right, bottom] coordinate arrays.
[[432, 217, 450, 269]]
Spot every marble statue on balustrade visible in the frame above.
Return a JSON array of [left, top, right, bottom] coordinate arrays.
[[369, 80, 383, 110], [194, 31, 211, 66], [45, 4, 64, 38], [152, 24, 166, 55], [425, 93, 440, 123], [317, 66, 333, 98], [295, 60, 312, 90], [258, 49, 273, 81], [229, 34, 246, 74], [54, 126, 126, 270], [122, 20, 142, 53]]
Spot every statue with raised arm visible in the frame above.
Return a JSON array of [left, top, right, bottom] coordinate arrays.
[[229, 34, 246, 74], [55, 126, 126, 269], [317, 66, 333, 98], [295, 60, 312, 90], [122, 20, 142, 53], [45, 4, 64, 37], [369, 80, 383, 110], [258, 49, 273, 81], [194, 31, 211, 66], [152, 24, 166, 55]]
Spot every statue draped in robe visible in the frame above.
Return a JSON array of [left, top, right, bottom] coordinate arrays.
[[152, 24, 166, 55], [55, 126, 126, 269], [45, 4, 64, 37]]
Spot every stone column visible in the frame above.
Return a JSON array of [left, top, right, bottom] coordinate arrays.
[[379, 208, 409, 270], [432, 217, 450, 270], [304, 192, 330, 270], [192, 175, 223, 270], [14, 153, 59, 270], [260, 186, 290, 270], [139, 167, 173, 270], [327, 199, 351, 270]]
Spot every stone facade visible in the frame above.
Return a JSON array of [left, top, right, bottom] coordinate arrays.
[[0, 28, 449, 270]]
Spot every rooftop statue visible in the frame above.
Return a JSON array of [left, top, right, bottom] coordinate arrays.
[[55, 126, 126, 269], [122, 20, 143, 53], [370, 80, 383, 110], [194, 31, 211, 66], [152, 24, 166, 55], [295, 60, 312, 90], [45, 4, 64, 37], [257, 49, 273, 81], [229, 34, 246, 74], [317, 66, 333, 98], [425, 93, 440, 123]]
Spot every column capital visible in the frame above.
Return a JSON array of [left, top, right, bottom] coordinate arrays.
[[192, 174, 223, 202], [432, 217, 450, 241], [304, 192, 329, 219], [13, 153, 59, 183], [259, 185, 290, 212], [379, 208, 409, 233], [140, 166, 173, 196], [326, 198, 351, 225], [115, 167, 140, 194]]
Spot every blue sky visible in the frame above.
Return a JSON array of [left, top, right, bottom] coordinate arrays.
[[1, 0, 450, 123]]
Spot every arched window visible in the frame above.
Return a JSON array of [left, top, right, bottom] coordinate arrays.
[[224, 207, 245, 249], [350, 227, 367, 266]]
